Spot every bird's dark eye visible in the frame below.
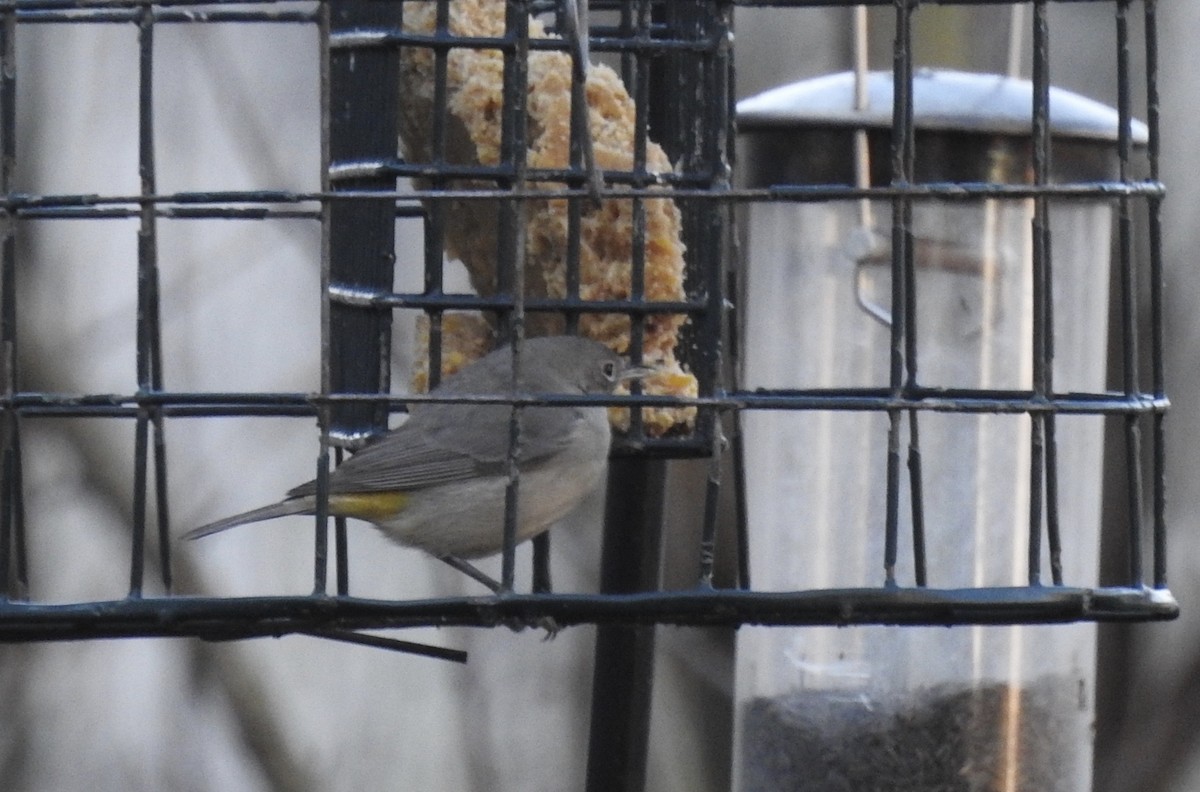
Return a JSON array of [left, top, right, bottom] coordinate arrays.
[[601, 360, 618, 381]]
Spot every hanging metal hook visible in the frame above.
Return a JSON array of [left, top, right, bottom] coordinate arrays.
[[845, 225, 894, 328]]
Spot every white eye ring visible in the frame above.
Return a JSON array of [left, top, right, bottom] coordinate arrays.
[[601, 360, 618, 381]]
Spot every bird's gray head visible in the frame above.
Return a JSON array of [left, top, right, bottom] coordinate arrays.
[[520, 336, 648, 393], [523, 336, 653, 395], [436, 335, 655, 397]]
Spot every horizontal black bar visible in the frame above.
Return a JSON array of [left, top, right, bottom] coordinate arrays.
[[759, 181, 1164, 202], [1, 0, 1141, 25], [0, 387, 1168, 418], [2, 181, 1167, 213], [0, 0, 1140, 26], [0, 586, 1177, 643], [17, 7, 315, 21], [333, 157, 720, 190], [1, 0, 1128, 13], [330, 29, 717, 55], [8, 0, 299, 7], [19, 207, 323, 221], [331, 157, 714, 188], [300, 178, 1153, 201], [328, 285, 704, 315], [5, 189, 312, 209], [732, 0, 1117, 5], [735, 388, 1169, 415]]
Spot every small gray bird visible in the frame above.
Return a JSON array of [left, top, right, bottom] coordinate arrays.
[[184, 336, 648, 568]]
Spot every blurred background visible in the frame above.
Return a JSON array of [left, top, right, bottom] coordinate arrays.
[[2, 2, 1194, 791]]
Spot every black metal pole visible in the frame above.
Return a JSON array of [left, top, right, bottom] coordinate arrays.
[[321, 0, 400, 595], [585, 458, 666, 792]]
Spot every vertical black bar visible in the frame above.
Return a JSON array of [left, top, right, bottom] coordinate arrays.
[[1044, 418, 1063, 584], [498, 0, 530, 594], [698, 415, 724, 588], [563, 0, 588, 336], [531, 532, 552, 593], [618, 0, 635, 87], [728, 244, 750, 589], [0, 445, 10, 598], [648, 0, 728, 540], [1144, 0, 1167, 589], [1042, 2, 1063, 586], [535, 0, 560, 589], [695, 2, 733, 587], [131, 412, 149, 596], [153, 412, 171, 589], [324, 0, 402, 593], [626, 0, 650, 442], [4, 11, 20, 601], [142, 4, 171, 594], [0, 9, 23, 601], [1028, 417, 1045, 585], [585, 458, 666, 792], [898, 31, 926, 588], [316, 2, 332, 596], [149, 216, 171, 592], [333, 449, 349, 596], [4, 434, 25, 600], [1027, 0, 1050, 586], [130, 9, 158, 598], [884, 0, 912, 587], [731, 416, 751, 590], [722, 10, 748, 592], [134, 5, 172, 594], [1115, 0, 1144, 588], [424, 0, 448, 389], [657, 0, 725, 455], [907, 422, 927, 586]]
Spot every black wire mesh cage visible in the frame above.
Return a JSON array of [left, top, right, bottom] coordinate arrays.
[[0, 0, 734, 637], [0, 0, 1177, 788]]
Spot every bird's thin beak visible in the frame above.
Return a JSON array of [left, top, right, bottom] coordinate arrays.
[[620, 364, 657, 382]]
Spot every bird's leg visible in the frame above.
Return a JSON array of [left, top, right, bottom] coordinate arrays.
[[439, 554, 503, 594]]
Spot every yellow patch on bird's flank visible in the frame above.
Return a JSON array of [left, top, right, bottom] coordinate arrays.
[[329, 492, 411, 521]]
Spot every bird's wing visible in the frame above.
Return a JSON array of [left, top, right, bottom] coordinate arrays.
[[286, 402, 585, 497], [421, 400, 584, 466]]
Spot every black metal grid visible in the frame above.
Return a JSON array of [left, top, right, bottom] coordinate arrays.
[[0, 0, 1176, 652]]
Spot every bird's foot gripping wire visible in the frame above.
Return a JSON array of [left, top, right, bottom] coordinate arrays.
[[438, 554, 561, 638]]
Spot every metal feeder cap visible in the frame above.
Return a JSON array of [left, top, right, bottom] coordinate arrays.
[[737, 68, 1147, 144]]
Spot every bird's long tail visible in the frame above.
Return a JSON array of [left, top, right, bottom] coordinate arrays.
[[181, 497, 316, 541]]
